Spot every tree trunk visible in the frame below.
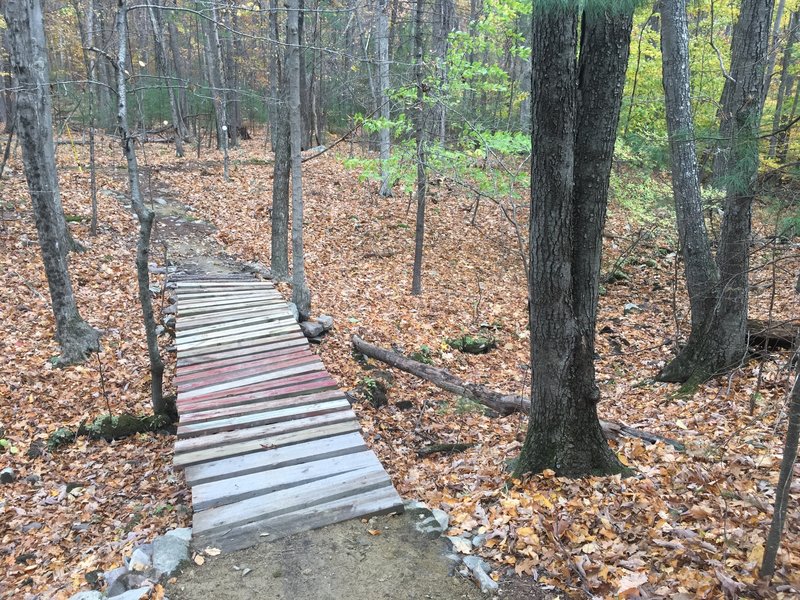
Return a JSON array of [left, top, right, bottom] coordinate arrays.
[[663, 0, 775, 385], [4, 0, 99, 366], [351, 336, 684, 450], [411, 0, 426, 296], [287, 0, 311, 319], [377, 0, 392, 196], [515, 2, 634, 478], [271, 53, 290, 282], [147, 0, 185, 157], [167, 2, 190, 130], [221, 0, 240, 148], [660, 0, 720, 360], [268, 0, 279, 150], [769, 10, 798, 158], [116, 0, 166, 416], [760, 346, 800, 578], [763, 0, 787, 103], [202, 0, 228, 152]]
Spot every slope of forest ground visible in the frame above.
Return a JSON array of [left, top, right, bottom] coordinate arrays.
[[0, 135, 798, 599]]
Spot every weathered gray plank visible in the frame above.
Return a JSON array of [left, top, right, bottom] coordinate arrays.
[[177, 361, 324, 400], [192, 486, 404, 552], [175, 347, 311, 384], [192, 467, 392, 537], [178, 323, 300, 354], [178, 389, 343, 426], [174, 409, 356, 454], [192, 450, 382, 511], [173, 420, 361, 469], [177, 317, 296, 345], [183, 432, 367, 486], [177, 398, 350, 438], [177, 333, 305, 364]]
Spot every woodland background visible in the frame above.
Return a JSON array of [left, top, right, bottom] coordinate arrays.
[[0, 0, 799, 598]]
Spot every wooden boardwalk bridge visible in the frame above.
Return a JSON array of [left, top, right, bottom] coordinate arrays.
[[171, 276, 404, 552]]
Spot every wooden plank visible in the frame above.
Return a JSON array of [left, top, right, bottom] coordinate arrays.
[[179, 294, 283, 312], [178, 297, 284, 315], [183, 432, 367, 486], [177, 316, 296, 345], [174, 409, 356, 455], [176, 280, 274, 289], [178, 389, 344, 426], [177, 374, 338, 413], [177, 398, 351, 438], [176, 306, 292, 331], [178, 285, 275, 296], [176, 346, 310, 381], [176, 354, 320, 394], [191, 451, 382, 511], [177, 361, 325, 400], [178, 323, 300, 354], [175, 347, 312, 386], [177, 334, 305, 365], [193, 486, 404, 553], [173, 420, 361, 469], [192, 467, 392, 537]]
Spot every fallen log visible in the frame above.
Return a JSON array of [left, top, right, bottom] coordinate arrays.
[[748, 318, 799, 351], [417, 442, 475, 457], [352, 335, 685, 451]]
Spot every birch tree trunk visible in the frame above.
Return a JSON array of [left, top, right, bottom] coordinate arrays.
[[116, 0, 166, 415], [287, 0, 311, 318], [4, 0, 99, 366]]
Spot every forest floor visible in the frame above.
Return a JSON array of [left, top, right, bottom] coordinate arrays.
[[0, 134, 798, 599]]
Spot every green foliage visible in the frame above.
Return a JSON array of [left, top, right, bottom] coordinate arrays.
[[609, 169, 673, 224], [0, 437, 19, 455], [409, 345, 434, 364], [454, 396, 487, 416], [446, 334, 497, 354], [47, 427, 76, 451]]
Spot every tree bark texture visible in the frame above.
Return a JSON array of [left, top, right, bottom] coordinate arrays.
[[769, 10, 798, 158], [271, 58, 291, 282], [516, 2, 634, 478], [4, 0, 99, 366], [663, 0, 775, 385], [660, 0, 719, 340], [287, 0, 311, 319], [411, 0, 427, 296], [116, 0, 166, 415], [147, 0, 185, 156], [377, 0, 392, 197]]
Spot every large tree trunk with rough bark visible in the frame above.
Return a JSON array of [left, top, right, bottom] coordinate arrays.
[[661, 0, 774, 385], [287, 0, 311, 318], [116, 0, 166, 415], [4, 0, 99, 366], [515, 3, 634, 478]]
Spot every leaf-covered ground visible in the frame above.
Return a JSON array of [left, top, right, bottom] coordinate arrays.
[[0, 136, 798, 599]]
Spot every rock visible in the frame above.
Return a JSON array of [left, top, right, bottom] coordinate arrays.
[[154, 197, 168, 205], [447, 536, 473, 554], [164, 527, 192, 542], [152, 530, 190, 577], [306, 145, 326, 154], [104, 566, 129, 596], [300, 321, 325, 338], [21, 522, 42, 533], [0, 468, 15, 483], [148, 284, 162, 296], [129, 544, 153, 572], [156, 325, 166, 337], [415, 516, 445, 539], [117, 571, 151, 592], [623, 302, 642, 315], [111, 587, 153, 600], [317, 315, 334, 331], [403, 500, 432, 518], [162, 304, 177, 315], [288, 302, 300, 323], [431, 508, 449, 532], [68, 592, 104, 600], [163, 315, 176, 330], [242, 262, 271, 279], [148, 264, 167, 274], [471, 534, 487, 549], [463, 555, 498, 594]]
